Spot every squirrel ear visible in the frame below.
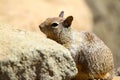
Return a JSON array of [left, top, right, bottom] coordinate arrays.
[[62, 16, 73, 28], [59, 11, 64, 18]]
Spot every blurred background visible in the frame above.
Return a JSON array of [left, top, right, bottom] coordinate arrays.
[[0, 0, 120, 68]]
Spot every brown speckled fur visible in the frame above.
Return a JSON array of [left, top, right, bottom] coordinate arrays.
[[39, 11, 114, 80]]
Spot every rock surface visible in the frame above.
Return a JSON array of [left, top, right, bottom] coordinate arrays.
[[0, 24, 77, 80], [113, 76, 120, 80]]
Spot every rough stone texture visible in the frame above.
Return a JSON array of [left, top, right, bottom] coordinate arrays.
[[85, 0, 120, 68], [0, 24, 77, 80], [113, 76, 120, 80], [116, 67, 120, 76]]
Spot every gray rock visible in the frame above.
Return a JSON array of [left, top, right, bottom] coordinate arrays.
[[0, 24, 77, 80], [116, 67, 120, 76]]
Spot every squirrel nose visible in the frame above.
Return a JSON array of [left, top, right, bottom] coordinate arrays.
[[39, 25, 43, 30]]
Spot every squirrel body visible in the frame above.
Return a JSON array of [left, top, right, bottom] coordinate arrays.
[[39, 11, 114, 80]]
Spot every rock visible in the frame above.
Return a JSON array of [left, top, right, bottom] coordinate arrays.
[[0, 24, 77, 80], [113, 76, 120, 80], [116, 67, 120, 76], [85, 0, 120, 67]]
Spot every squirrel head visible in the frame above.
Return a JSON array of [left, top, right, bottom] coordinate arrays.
[[39, 11, 73, 40]]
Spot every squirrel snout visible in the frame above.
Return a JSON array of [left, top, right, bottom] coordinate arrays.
[[39, 25, 43, 31]]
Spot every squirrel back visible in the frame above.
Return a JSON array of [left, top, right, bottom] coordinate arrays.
[[39, 11, 114, 80]]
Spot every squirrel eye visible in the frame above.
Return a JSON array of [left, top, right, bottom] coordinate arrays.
[[51, 23, 58, 27]]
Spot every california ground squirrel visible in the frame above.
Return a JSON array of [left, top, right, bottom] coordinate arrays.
[[39, 11, 114, 80]]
